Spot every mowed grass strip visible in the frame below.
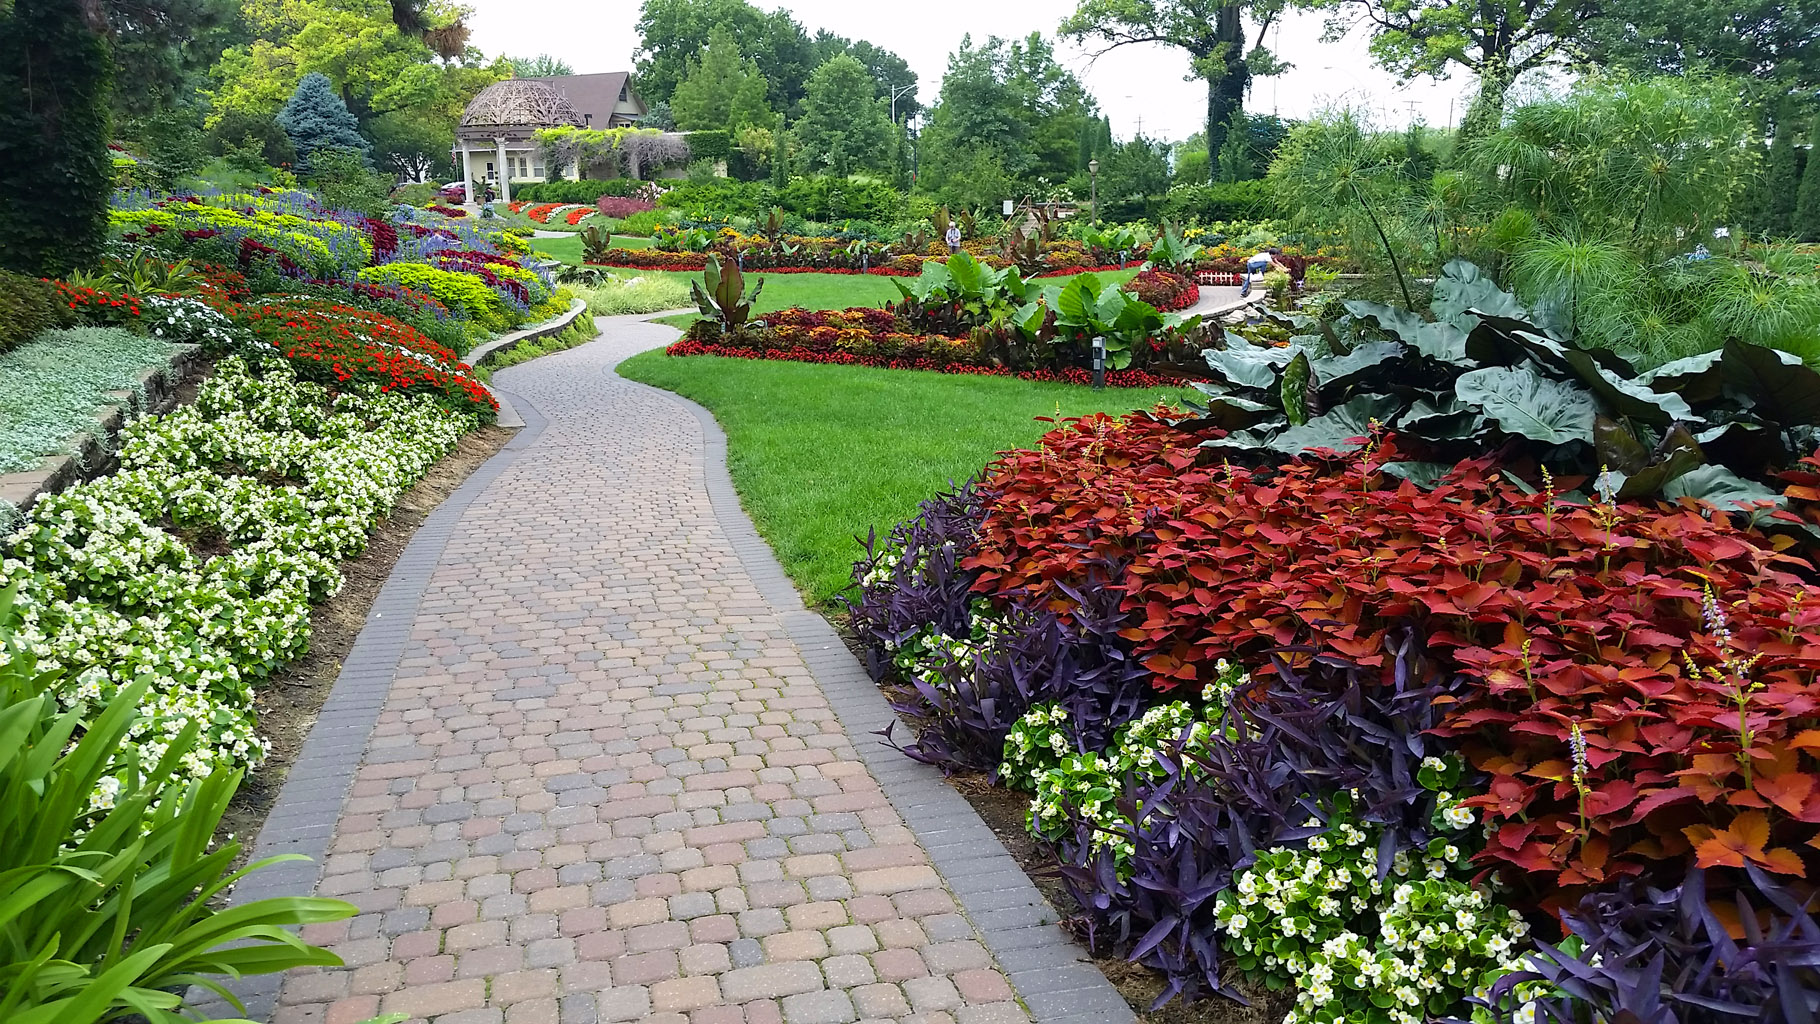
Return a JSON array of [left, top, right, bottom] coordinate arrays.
[[616, 349, 1193, 606]]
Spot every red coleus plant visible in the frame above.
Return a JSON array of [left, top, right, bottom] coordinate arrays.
[[1123, 269, 1200, 312], [964, 417, 1820, 892]]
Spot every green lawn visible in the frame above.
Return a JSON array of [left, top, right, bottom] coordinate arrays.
[[617, 350, 1195, 606], [530, 234, 654, 264]]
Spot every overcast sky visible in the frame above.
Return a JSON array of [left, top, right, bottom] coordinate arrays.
[[464, 0, 1481, 142]]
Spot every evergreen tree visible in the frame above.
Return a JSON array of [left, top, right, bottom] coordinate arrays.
[[0, 0, 114, 276], [1796, 115, 1820, 242], [672, 25, 769, 131], [791, 53, 893, 176], [770, 119, 791, 187], [277, 72, 369, 174], [1762, 107, 1802, 236]]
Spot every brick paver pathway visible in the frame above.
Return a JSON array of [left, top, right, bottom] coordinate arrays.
[[272, 320, 1037, 1024]]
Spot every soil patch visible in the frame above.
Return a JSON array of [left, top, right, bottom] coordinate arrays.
[[217, 423, 515, 855], [832, 617, 1287, 1024]]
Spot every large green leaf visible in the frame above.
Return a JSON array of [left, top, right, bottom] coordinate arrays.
[[1720, 339, 1820, 424], [1561, 349, 1693, 425], [1185, 384, 1279, 429], [1430, 259, 1529, 329], [1055, 274, 1101, 328], [1638, 350, 1726, 404], [1265, 394, 1400, 455], [1310, 341, 1402, 392], [1013, 301, 1048, 341], [1203, 346, 1296, 390], [1660, 465, 1784, 511], [1344, 300, 1429, 345], [1455, 366, 1597, 445], [1281, 352, 1311, 426], [1379, 461, 1457, 489], [945, 251, 985, 298]]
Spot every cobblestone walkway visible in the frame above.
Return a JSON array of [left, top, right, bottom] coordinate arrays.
[[257, 319, 1111, 1024]]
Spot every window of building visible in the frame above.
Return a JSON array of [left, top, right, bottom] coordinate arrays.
[[618, 82, 628, 102]]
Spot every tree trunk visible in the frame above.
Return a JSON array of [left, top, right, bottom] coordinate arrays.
[[1204, 3, 1249, 184], [1457, 57, 1513, 147]]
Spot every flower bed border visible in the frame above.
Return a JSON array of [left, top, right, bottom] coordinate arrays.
[[665, 338, 1188, 388], [0, 343, 203, 514]]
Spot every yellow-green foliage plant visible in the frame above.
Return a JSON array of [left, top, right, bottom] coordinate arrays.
[[357, 263, 516, 332]]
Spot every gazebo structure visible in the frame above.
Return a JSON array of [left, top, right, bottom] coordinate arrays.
[[454, 79, 584, 204]]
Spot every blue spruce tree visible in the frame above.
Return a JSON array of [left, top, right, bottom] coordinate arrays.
[[277, 72, 369, 174]]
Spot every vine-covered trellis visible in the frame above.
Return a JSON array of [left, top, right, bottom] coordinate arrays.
[[534, 127, 691, 181]]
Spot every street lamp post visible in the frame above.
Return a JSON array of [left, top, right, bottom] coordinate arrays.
[[1088, 158, 1099, 226], [884, 82, 915, 125]]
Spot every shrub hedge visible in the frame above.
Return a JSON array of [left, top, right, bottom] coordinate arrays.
[[1159, 180, 1281, 224], [510, 179, 652, 204], [0, 270, 76, 354]]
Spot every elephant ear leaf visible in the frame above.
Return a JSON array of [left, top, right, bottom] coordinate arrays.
[[1379, 461, 1456, 490], [1185, 384, 1279, 429], [1563, 349, 1694, 425], [1593, 415, 1652, 474], [1344, 299, 1429, 345], [1660, 464, 1784, 511], [1267, 394, 1399, 456], [946, 251, 985, 296], [1639, 350, 1727, 405], [1282, 351, 1311, 426], [1311, 341, 1403, 392], [1720, 339, 1820, 424], [1604, 422, 1706, 499], [1431, 259, 1529, 329], [1456, 366, 1597, 445], [1204, 346, 1295, 390]]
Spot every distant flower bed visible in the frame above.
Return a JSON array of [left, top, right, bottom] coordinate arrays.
[[666, 337, 1182, 388], [586, 248, 1144, 279], [1123, 269, 1198, 311], [669, 306, 1186, 387]]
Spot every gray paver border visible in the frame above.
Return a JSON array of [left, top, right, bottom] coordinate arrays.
[[611, 332, 1139, 1024], [202, 386, 552, 1022]]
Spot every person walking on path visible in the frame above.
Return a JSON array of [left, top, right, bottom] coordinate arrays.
[[945, 222, 962, 254], [1240, 246, 1287, 296]]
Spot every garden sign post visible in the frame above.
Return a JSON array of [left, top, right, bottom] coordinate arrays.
[[1092, 336, 1105, 390]]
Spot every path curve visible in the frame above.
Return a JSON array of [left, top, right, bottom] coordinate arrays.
[[237, 316, 1134, 1024]]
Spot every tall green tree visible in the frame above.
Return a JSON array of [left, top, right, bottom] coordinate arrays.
[[1573, 0, 1820, 114], [1059, 0, 1285, 181], [1797, 115, 1820, 242], [811, 31, 920, 122], [1099, 135, 1172, 219], [508, 53, 573, 77], [918, 33, 1100, 197], [1762, 110, 1803, 236], [105, 0, 245, 121], [633, 0, 817, 112], [790, 53, 894, 176], [671, 24, 773, 132], [1296, 0, 1599, 141], [0, 0, 113, 276]]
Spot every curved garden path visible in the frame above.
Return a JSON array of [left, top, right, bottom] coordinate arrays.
[[232, 316, 1135, 1024]]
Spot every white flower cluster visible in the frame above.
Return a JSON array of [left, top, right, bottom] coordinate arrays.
[[1214, 814, 1532, 1024], [139, 294, 244, 351], [1005, 660, 1249, 864], [0, 356, 471, 801]]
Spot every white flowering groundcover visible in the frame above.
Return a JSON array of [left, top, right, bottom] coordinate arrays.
[[1, 356, 475, 807]]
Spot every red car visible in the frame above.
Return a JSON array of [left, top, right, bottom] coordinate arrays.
[[439, 181, 468, 202]]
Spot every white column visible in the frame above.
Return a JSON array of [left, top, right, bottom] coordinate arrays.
[[460, 142, 473, 204], [496, 138, 510, 204]]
